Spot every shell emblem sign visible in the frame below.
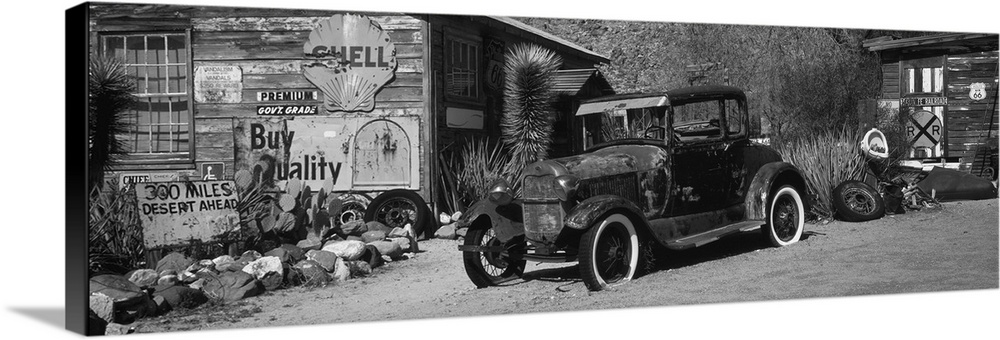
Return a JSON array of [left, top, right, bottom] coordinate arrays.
[[303, 14, 397, 112]]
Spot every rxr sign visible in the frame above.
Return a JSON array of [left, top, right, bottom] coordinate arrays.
[[906, 110, 942, 148]]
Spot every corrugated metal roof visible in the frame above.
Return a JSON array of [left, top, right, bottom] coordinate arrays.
[[551, 68, 614, 95], [487, 16, 610, 63], [863, 33, 998, 52]]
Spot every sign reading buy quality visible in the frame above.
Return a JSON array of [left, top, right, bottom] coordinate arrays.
[[136, 180, 240, 248]]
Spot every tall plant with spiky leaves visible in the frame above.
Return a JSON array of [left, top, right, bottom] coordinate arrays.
[[89, 55, 137, 189], [501, 44, 563, 178]]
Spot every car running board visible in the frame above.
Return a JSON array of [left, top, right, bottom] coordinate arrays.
[[664, 221, 764, 250]]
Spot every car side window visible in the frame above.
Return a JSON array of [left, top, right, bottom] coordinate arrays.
[[725, 99, 744, 137], [672, 100, 723, 143]]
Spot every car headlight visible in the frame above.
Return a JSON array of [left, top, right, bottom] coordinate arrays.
[[487, 179, 513, 205], [553, 175, 580, 201]]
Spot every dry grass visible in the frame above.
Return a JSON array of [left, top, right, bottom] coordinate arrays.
[[775, 127, 866, 219], [88, 180, 145, 275]]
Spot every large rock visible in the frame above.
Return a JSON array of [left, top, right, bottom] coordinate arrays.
[[292, 260, 331, 286], [387, 227, 408, 238], [434, 223, 457, 240], [197, 259, 216, 271], [361, 230, 387, 243], [211, 255, 235, 268], [332, 257, 350, 282], [305, 250, 339, 272], [346, 261, 372, 277], [279, 244, 306, 262], [388, 237, 414, 253], [201, 271, 263, 302], [368, 240, 403, 260], [241, 250, 263, 261], [322, 240, 367, 261], [296, 238, 323, 251], [365, 221, 393, 234], [155, 252, 195, 273], [89, 293, 115, 324], [340, 220, 368, 236], [152, 284, 208, 309], [126, 269, 159, 288], [242, 256, 284, 281], [263, 247, 291, 264], [89, 275, 153, 323], [157, 274, 179, 287], [358, 245, 384, 269]]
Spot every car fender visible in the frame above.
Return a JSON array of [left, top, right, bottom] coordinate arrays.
[[565, 195, 650, 231], [455, 199, 524, 243], [745, 161, 808, 221]]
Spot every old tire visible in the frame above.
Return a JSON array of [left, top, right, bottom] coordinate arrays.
[[462, 224, 526, 288], [579, 213, 641, 291], [763, 185, 805, 247], [832, 180, 885, 222], [364, 189, 428, 236]]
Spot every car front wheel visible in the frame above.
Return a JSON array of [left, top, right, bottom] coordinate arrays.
[[579, 213, 641, 291], [462, 224, 526, 288], [764, 185, 805, 247]]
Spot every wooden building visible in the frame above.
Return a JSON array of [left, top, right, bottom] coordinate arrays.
[[864, 33, 998, 178], [87, 3, 612, 225]]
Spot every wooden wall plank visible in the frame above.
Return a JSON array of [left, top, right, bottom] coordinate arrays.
[[193, 30, 422, 45], [192, 16, 422, 31], [195, 132, 234, 148], [196, 104, 423, 118], [241, 73, 422, 90]]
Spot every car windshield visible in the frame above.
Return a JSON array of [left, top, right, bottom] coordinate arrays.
[[582, 106, 667, 148]]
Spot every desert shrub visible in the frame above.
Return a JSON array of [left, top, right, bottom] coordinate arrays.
[[89, 180, 145, 275], [443, 138, 517, 214], [89, 56, 137, 190], [775, 127, 866, 219]]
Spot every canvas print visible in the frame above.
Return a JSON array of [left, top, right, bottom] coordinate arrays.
[[69, 1, 999, 336]]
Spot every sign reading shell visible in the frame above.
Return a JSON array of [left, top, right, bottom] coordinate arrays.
[[136, 180, 240, 248], [302, 14, 397, 113]]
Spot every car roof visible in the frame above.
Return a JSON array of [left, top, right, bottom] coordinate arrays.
[[576, 85, 745, 116]]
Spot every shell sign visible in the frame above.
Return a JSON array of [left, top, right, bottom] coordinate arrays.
[[303, 14, 397, 112]]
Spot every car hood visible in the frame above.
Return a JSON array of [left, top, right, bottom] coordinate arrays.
[[526, 144, 668, 179]]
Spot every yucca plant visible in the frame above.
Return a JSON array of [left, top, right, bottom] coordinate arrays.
[[501, 43, 563, 178], [775, 126, 866, 219], [89, 55, 137, 190], [89, 179, 145, 275]]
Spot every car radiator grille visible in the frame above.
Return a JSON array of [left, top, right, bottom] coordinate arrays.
[[521, 175, 562, 243]]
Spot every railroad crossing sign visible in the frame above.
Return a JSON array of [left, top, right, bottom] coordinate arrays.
[[906, 110, 942, 148]]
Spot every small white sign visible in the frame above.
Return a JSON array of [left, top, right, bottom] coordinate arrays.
[[194, 66, 243, 103], [969, 82, 987, 101]]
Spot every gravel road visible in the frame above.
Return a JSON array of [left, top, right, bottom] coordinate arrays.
[[137, 198, 998, 333]]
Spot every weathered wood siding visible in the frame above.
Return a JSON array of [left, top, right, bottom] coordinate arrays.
[[880, 61, 900, 100], [90, 4, 429, 197], [426, 15, 604, 148], [945, 51, 998, 171]]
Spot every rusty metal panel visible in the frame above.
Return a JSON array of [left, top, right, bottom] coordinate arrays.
[[352, 119, 414, 187]]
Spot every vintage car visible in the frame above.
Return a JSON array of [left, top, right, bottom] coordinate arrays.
[[457, 85, 808, 291]]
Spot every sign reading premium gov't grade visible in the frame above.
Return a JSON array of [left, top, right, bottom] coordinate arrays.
[[302, 14, 397, 113], [136, 180, 241, 248], [194, 66, 243, 103]]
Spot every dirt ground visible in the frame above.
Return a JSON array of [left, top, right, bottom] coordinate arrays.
[[136, 198, 998, 334]]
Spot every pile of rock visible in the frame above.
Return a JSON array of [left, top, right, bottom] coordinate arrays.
[[433, 211, 467, 240], [87, 222, 418, 335]]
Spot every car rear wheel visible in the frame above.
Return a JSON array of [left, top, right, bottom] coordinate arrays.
[[462, 223, 526, 288], [579, 213, 640, 291], [764, 185, 805, 247]]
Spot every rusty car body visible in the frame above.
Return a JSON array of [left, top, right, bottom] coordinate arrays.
[[458, 85, 808, 291]]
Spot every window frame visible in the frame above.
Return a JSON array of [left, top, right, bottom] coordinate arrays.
[[98, 29, 195, 165], [443, 27, 484, 105], [900, 56, 946, 97]]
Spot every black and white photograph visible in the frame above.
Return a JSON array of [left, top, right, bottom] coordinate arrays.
[[3, 0, 999, 339]]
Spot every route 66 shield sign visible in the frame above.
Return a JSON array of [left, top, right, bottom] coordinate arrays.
[[969, 82, 987, 101]]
